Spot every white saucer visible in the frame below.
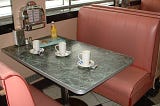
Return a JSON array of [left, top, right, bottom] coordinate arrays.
[[55, 51, 71, 57], [29, 48, 44, 54], [77, 60, 95, 68]]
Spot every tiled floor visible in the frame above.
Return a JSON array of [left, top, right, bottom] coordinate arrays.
[[33, 78, 160, 106], [0, 78, 160, 106], [150, 90, 160, 105], [43, 84, 121, 106]]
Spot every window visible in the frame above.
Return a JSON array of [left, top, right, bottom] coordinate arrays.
[[0, 0, 12, 17], [71, 0, 110, 5], [46, 0, 69, 9], [0, 0, 12, 26], [0, 0, 113, 19], [46, 0, 113, 10], [0, 0, 113, 34]]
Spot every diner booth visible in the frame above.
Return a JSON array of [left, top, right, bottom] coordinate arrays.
[[0, 0, 160, 106]]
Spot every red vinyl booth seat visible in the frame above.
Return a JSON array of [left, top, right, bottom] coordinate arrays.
[[77, 6, 160, 106], [0, 62, 62, 106], [91, 3, 160, 89]]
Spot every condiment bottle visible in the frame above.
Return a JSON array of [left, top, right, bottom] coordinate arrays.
[[25, 38, 29, 45], [28, 37, 33, 46], [51, 21, 57, 39]]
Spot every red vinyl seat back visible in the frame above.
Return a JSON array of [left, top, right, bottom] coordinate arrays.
[[77, 6, 160, 106], [141, 0, 160, 12], [0, 62, 62, 106], [0, 62, 35, 106], [77, 6, 160, 77]]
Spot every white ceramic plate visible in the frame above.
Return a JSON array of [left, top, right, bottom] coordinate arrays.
[[30, 49, 38, 54], [29, 48, 44, 54], [55, 51, 71, 57], [77, 60, 94, 68]]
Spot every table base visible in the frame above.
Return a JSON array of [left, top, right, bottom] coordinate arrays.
[[56, 97, 88, 106]]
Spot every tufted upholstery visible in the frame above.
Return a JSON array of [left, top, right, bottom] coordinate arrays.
[[77, 6, 160, 106], [0, 62, 62, 106]]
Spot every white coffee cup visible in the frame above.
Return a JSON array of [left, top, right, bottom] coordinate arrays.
[[78, 50, 91, 66], [55, 42, 66, 55], [33, 40, 40, 51]]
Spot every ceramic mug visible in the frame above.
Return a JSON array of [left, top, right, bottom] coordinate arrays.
[[78, 50, 91, 66], [33, 40, 40, 51], [55, 42, 66, 55]]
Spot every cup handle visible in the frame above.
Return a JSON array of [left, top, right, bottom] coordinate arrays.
[[78, 53, 82, 62], [55, 45, 59, 52]]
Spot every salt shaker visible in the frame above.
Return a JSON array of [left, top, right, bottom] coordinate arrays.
[[25, 38, 29, 45]]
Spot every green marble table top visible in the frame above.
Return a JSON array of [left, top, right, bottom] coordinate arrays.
[[2, 37, 133, 94]]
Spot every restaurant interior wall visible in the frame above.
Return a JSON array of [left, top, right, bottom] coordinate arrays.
[[0, 0, 77, 79], [0, 18, 77, 78], [0, 0, 140, 80]]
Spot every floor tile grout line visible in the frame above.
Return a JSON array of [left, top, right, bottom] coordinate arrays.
[[91, 92, 111, 104], [91, 92, 102, 105], [34, 79, 160, 105]]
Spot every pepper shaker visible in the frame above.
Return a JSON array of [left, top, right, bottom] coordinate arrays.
[[29, 37, 33, 46]]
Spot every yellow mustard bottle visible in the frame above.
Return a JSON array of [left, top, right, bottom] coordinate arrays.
[[51, 21, 57, 39]]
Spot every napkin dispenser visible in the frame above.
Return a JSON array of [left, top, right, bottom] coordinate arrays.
[[13, 29, 26, 46]]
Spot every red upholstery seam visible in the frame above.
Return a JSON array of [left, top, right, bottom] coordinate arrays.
[[151, 23, 160, 79], [3, 80, 10, 106], [129, 97, 132, 106], [84, 6, 160, 19], [131, 64, 147, 72], [129, 73, 152, 106], [91, 4, 160, 16]]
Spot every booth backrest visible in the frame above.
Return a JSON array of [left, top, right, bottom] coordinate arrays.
[[141, 0, 160, 12], [90, 4, 160, 82], [77, 6, 160, 78], [91, 4, 160, 18]]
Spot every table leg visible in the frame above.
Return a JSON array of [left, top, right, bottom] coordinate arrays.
[[56, 87, 88, 106], [61, 88, 69, 106]]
